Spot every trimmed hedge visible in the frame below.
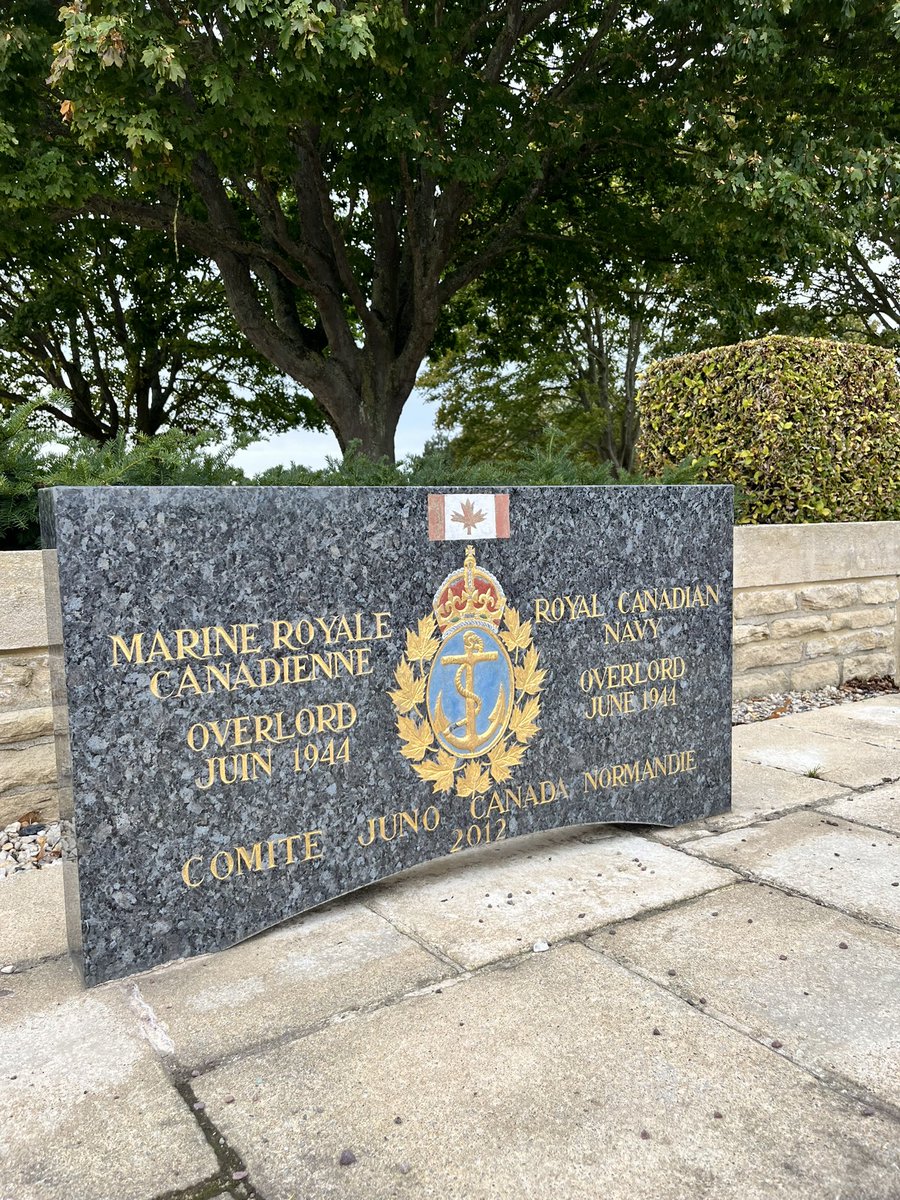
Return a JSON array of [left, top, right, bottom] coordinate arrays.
[[638, 335, 900, 524]]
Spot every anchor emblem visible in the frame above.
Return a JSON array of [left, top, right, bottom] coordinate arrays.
[[432, 630, 509, 755], [390, 542, 544, 797]]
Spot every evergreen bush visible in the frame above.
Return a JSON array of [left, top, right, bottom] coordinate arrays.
[[0, 411, 245, 549], [255, 443, 701, 490], [638, 335, 900, 523], [1, 404, 703, 550]]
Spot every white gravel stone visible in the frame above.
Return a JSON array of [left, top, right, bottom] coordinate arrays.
[[732, 679, 897, 726], [0, 819, 62, 881]]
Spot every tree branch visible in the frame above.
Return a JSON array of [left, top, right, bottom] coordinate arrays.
[[294, 129, 385, 351], [438, 175, 546, 302]]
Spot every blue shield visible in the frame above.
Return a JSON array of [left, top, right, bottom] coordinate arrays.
[[427, 623, 513, 758]]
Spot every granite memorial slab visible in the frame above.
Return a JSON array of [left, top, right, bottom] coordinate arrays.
[[40, 485, 732, 986]]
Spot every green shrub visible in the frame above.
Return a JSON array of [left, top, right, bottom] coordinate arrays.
[[638, 335, 900, 523], [256, 442, 702, 490], [0, 412, 247, 549], [0, 403, 49, 549], [1, 403, 704, 550]]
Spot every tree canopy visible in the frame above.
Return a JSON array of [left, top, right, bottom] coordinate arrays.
[[0, 215, 324, 440], [423, 286, 657, 471], [3, 1, 900, 459]]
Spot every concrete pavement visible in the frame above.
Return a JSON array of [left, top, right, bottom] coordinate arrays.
[[1, 696, 899, 1199]]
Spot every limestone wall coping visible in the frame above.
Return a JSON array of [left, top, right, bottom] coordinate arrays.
[[733, 521, 900, 589]]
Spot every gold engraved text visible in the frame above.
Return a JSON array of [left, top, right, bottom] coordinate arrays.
[[533, 594, 604, 624], [180, 829, 324, 887], [583, 749, 697, 793]]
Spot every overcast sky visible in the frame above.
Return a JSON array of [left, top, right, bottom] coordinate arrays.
[[232, 388, 439, 474]]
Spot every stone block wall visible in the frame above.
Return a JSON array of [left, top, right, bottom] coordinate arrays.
[[0, 552, 56, 827], [1, 523, 897, 820], [733, 522, 900, 700]]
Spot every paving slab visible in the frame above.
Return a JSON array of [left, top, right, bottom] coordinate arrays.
[[733, 717, 900, 789], [0, 864, 66, 967], [366, 829, 735, 968], [781, 697, 900, 751], [0, 957, 218, 1200], [820, 781, 900, 836], [652, 760, 845, 844], [193, 942, 900, 1200], [723, 757, 847, 821], [688, 810, 900, 929], [595, 881, 900, 1106], [732, 719, 900, 788], [135, 900, 449, 1069]]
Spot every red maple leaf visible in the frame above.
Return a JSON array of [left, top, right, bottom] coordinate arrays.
[[451, 499, 486, 534]]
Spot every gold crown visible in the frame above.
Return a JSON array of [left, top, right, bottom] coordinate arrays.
[[433, 545, 506, 632]]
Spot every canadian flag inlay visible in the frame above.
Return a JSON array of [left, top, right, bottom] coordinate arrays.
[[427, 493, 510, 541]]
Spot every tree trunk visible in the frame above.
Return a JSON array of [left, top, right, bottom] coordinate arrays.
[[334, 408, 401, 461], [324, 353, 412, 464]]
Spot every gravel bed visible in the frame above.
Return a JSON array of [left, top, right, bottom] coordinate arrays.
[[0, 820, 62, 880], [731, 674, 898, 725], [0, 677, 896, 883]]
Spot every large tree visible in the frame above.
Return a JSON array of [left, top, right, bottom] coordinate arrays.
[[422, 259, 774, 471], [752, 228, 900, 349], [3, 1, 900, 459], [423, 285, 660, 471], [423, 172, 786, 470]]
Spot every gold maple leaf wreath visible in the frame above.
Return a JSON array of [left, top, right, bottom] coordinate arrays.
[[389, 607, 545, 799]]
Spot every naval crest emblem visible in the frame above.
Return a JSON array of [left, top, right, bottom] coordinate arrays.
[[390, 545, 545, 798]]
